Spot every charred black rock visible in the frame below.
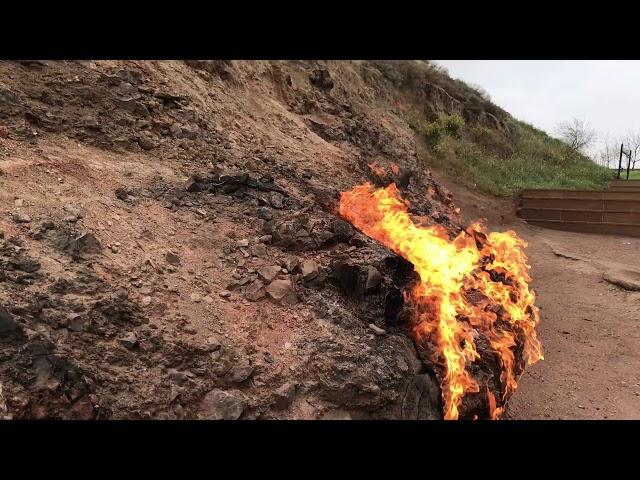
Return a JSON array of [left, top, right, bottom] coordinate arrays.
[[185, 175, 207, 192], [330, 263, 361, 299], [0, 305, 18, 335], [384, 288, 404, 326], [309, 68, 334, 91]]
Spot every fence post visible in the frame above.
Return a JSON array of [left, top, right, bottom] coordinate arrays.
[[618, 143, 624, 179], [627, 149, 633, 179]]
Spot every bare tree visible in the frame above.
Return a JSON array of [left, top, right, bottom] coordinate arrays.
[[624, 129, 640, 170], [597, 134, 621, 169], [555, 118, 597, 153]]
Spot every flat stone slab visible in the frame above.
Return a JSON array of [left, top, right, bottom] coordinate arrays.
[[603, 268, 640, 291]]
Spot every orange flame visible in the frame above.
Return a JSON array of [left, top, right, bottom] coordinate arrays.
[[339, 183, 543, 420]]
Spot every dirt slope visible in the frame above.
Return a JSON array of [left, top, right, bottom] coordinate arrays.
[[1, 60, 476, 420]]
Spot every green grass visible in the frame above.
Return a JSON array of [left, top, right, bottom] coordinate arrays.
[[411, 117, 614, 196], [617, 170, 640, 180]]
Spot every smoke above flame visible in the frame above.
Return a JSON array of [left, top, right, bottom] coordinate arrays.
[[339, 183, 543, 420]]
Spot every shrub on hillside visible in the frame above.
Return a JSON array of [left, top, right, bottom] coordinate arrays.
[[409, 113, 466, 147], [441, 114, 465, 137], [419, 118, 613, 196]]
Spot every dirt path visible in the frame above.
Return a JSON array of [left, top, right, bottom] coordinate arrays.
[[432, 170, 640, 419]]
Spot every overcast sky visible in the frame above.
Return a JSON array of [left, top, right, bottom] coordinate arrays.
[[435, 60, 640, 158]]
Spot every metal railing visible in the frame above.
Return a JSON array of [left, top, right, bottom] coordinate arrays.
[[617, 143, 634, 179]]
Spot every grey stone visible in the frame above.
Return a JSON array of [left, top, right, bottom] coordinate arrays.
[[219, 173, 248, 185], [265, 277, 297, 305], [244, 280, 266, 301], [67, 314, 85, 332], [116, 69, 144, 85], [401, 374, 442, 420], [199, 389, 246, 420], [9, 255, 41, 273], [206, 335, 222, 352], [258, 265, 282, 283], [115, 188, 130, 201], [283, 257, 301, 274], [227, 357, 254, 383], [272, 382, 296, 410], [14, 213, 31, 223], [138, 135, 157, 150], [185, 176, 206, 192], [366, 266, 383, 290], [603, 269, 640, 291], [166, 252, 181, 265], [269, 192, 285, 209], [168, 369, 189, 386], [256, 207, 273, 220], [301, 259, 320, 282], [170, 122, 182, 137], [368, 323, 386, 335], [77, 233, 101, 253], [181, 125, 200, 140], [119, 332, 138, 349]]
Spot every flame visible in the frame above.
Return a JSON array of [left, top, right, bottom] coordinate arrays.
[[339, 183, 543, 420]]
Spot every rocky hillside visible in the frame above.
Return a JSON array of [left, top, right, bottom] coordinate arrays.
[[0, 60, 530, 420]]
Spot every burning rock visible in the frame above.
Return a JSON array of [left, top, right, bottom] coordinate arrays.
[[339, 183, 543, 420]]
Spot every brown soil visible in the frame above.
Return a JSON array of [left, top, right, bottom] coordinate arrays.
[[432, 170, 640, 419]]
